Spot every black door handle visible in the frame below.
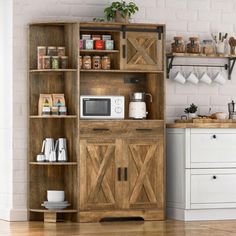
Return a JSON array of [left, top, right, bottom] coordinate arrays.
[[136, 128, 153, 132], [124, 167, 128, 181], [118, 168, 122, 181], [213, 175, 217, 179], [212, 134, 217, 139]]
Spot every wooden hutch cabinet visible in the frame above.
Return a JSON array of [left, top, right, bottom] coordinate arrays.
[[28, 22, 165, 223]]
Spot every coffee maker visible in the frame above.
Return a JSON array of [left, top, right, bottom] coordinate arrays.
[[128, 92, 152, 119]]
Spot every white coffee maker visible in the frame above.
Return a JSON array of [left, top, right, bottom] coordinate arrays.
[[129, 92, 152, 119]]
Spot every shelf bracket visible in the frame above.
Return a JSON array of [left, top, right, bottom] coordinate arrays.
[[166, 55, 174, 79], [228, 58, 236, 80]]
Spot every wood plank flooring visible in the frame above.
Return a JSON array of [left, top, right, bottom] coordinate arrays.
[[1, 220, 236, 236]]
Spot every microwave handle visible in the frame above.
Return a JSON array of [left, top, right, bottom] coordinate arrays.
[[93, 128, 110, 131]]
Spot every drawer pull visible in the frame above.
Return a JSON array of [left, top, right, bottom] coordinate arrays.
[[213, 175, 217, 179], [93, 128, 110, 131], [117, 168, 122, 181], [124, 167, 128, 181], [212, 134, 217, 139], [136, 128, 153, 132]]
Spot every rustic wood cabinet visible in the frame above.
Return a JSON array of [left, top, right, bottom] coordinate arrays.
[[28, 21, 165, 223]]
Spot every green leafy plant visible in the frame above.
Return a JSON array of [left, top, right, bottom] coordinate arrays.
[[184, 103, 198, 114], [104, 1, 139, 22]]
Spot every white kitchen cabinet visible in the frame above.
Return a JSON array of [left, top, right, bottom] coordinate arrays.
[[167, 128, 236, 221]]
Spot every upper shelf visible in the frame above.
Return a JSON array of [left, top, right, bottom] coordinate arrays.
[[166, 53, 236, 80], [80, 49, 119, 54], [80, 69, 164, 73], [30, 69, 77, 73]]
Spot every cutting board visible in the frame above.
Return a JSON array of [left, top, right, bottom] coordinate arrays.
[[175, 118, 236, 123]]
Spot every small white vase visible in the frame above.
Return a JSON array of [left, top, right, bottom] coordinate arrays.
[[188, 113, 197, 119]]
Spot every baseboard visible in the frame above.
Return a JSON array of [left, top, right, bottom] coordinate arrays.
[[9, 208, 28, 221], [167, 207, 236, 221], [0, 207, 11, 221]]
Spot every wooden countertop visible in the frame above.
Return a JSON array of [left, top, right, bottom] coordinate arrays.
[[166, 123, 236, 128]]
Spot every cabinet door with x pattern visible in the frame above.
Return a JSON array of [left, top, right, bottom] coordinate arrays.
[[79, 138, 123, 210], [121, 31, 163, 71], [123, 138, 164, 209]]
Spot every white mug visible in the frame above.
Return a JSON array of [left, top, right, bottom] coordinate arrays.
[[173, 71, 186, 84], [200, 72, 212, 85], [214, 72, 226, 85], [186, 72, 199, 84]]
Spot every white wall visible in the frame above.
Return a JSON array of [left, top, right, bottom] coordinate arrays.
[[11, 0, 236, 220], [0, 0, 13, 220]]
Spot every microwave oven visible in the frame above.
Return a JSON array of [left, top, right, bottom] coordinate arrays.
[[80, 96, 125, 119]]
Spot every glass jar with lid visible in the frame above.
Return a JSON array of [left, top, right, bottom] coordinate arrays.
[[202, 40, 215, 55], [187, 37, 200, 54], [171, 36, 185, 53]]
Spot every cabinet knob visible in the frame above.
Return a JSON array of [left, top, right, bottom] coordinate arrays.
[[212, 134, 217, 139], [213, 175, 217, 179]]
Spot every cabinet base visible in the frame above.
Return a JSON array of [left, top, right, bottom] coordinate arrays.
[[167, 207, 236, 221], [79, 209, 165, 223]]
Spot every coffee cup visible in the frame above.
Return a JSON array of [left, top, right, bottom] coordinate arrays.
[[200, 72, 212, 85], [173, 72, 186, 84], [186, 72, 199, 84], [36, 153, 45, 162], [214, 72, 226, 85]]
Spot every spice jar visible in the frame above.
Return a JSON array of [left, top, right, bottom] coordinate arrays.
[[92, 56, 101, 70], [202, 40, 215, 55], [57, 47, 66, 57], [60, 56, 68, 69], [95, 40, 104, 50], [83, 55, 92, 69], [37, 46, 47, 69], [171, 37, 185, 53], [47, 46, 57, 56], [52, 56, 60, 69], [187, 37, 200, 54], [101, 56, 111, 70], [43, 56, 51, 69]]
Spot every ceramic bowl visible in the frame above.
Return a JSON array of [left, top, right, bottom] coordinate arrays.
[[215, 112, 228, 120], [47, 190, 65, 202]]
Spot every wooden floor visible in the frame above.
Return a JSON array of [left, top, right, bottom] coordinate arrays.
[[1, 220, 236, 236]]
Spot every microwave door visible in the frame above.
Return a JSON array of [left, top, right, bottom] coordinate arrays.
[[83, 99, 111, 117]]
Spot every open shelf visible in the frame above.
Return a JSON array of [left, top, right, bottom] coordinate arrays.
[[29, 162, 77, 165], [80, 49, 119, 53], [30, 115, 77, 119], [30, 209, 77, 213], [30, 69, 77, 73], [166, 53, 236, 80], [80, 69, 164, 73]]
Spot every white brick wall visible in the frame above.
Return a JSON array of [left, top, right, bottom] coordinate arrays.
[[11, 0, 236, 220]]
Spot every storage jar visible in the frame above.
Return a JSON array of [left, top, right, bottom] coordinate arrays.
[[37, 46, 47, 69], [43, 56, 51, 69], [101, 56, 111, 70], [202, 40, 215, 55], [171, 37, 185, 53], [57, 47, 66, 57], [83, 55, 92, 69], [92, 56, 101, 70], [95, 40, 104, 50], [60, 56, 68, 69], [52, 56, 60, 69], [47, 46, 57, 56], [187, 37, 200, 54], [105, 40, 114, 50]]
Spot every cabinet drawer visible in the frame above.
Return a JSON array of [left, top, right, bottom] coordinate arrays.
[[190, 169, 236, 208], [80, 120, 164, 138], [190, 131, 236, 167]]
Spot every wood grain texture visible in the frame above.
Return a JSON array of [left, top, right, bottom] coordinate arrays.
[[2, 220, 236, 235]]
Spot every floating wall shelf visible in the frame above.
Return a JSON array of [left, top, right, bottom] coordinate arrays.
[[166, 53, 236, 80]]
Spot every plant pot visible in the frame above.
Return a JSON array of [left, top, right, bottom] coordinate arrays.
[[188, 113, 197, 119], [115, 11, 130, 23]]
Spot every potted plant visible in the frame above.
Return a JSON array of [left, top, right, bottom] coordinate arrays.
[[104, 1, 139, 23], [184, 103, 198, 119]]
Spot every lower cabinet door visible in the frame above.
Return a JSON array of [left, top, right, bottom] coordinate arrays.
[[80, 138, 122, 210], [123, 138, 164, 209], [190, 169, 236, 209]]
